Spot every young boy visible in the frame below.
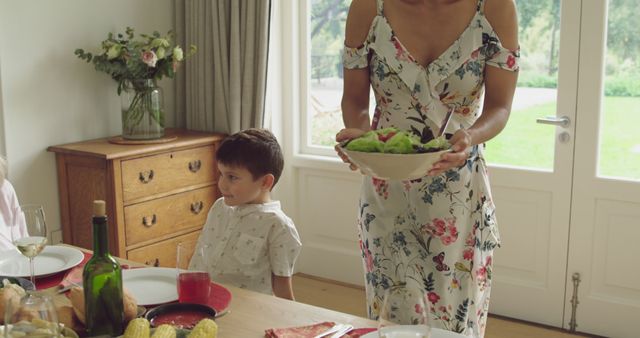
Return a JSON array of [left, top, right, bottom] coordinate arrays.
[[189, 128, 302, 300]]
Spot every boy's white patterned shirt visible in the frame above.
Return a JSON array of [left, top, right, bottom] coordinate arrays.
[[189, 198, 302, 295]]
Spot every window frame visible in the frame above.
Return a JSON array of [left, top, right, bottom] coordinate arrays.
[[297, 0, 349, 158]]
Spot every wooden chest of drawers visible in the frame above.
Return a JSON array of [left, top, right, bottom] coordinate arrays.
[[48, 129, 225, 266]]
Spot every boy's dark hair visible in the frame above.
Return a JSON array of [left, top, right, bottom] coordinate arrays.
[[216, 128, 284, 187]]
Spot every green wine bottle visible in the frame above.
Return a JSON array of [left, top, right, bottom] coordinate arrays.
[[83, 200, 124, 336]]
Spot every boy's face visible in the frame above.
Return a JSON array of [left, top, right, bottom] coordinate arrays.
[[217, 163, 271, 206]]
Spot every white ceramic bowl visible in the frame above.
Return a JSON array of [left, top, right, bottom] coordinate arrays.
[[341, 147, 450, 180]]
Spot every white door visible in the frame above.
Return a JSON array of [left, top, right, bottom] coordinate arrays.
[[564, 1, 640, 337], [485, 0, 581, 327], [281, 0, 640, 335]]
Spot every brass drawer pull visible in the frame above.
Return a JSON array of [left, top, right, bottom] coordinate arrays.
[[190, 201, 204, 214], [188, 160, 202, 173], [145, 258, 160, 267], [139, 170, 154, 183], [142, 214, 157, 227]]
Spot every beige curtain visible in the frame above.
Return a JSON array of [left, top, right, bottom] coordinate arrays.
[[175, 0, 271, 134]]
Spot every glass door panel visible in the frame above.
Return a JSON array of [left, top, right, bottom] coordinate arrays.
[[485, 0, 561, 170], [598, 0, 640, 181]]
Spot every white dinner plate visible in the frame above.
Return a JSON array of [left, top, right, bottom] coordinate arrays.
[[361, 327, 470, 338], [0, 245, 84, 277], [122, 267, 178, 306]]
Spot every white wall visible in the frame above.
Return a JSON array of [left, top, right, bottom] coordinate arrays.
[[0, 0, 176, 242], [267, 0, 367, 286]]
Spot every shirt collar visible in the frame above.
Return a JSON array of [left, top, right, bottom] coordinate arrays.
[[230, 200, 281, 217]]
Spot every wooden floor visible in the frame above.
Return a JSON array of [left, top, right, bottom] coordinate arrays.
[[292, 274, 593, 338]]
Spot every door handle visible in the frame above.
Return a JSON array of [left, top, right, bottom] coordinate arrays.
[[536, 116, 571, 127]]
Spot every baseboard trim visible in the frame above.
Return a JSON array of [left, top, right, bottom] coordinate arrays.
[[487, 313, 604, 338], [294, 273, 365, 291]]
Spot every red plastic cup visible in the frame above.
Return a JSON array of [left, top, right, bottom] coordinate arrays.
[[178, 271, 211, 303], [176, 243, 211, 305]]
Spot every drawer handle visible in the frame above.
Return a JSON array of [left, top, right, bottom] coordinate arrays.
[[139, 170, 154, 184], [188, 160, 202, 173], [142, 214, 157, 227], [191, 201, 204, 214], [145, 258, 160, 267]]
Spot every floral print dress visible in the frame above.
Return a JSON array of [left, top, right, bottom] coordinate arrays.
[[342, 0, 519, 337]]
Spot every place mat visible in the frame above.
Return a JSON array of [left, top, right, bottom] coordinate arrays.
[[265, 321, 375, 338]]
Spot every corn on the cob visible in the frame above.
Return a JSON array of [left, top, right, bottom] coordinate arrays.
[[151, 324, 176, 338], [187, 318, 218, 338], [123, 318, 150, 338]]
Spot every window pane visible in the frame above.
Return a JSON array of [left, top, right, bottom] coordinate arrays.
[[484, 0, 559, 170], [309, 0, 351, 148], [598, 0, 640, 181]]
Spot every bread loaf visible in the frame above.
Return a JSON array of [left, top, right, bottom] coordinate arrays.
[[69, 287, 85, 324], [56, 304, 84, 333], [69, 286, 138, 324], [0, 279, 26, 324]]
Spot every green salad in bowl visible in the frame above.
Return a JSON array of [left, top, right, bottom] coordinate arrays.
[[339, 128, 451, 180]]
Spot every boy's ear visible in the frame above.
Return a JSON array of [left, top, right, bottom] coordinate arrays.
[[261, 173, 275, 191]]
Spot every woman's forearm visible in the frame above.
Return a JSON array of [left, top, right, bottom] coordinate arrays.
[[467, 106, 510, 146], [341, 98, 371, 130]]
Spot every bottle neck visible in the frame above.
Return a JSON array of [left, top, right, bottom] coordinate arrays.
[[92, 216, 109, 256]]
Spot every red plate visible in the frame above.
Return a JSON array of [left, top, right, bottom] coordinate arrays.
[[205, 282, 232, 313]]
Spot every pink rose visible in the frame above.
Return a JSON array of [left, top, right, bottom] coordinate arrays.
[[465, 232, 475, 246], [365, 249, 374, 272], [441, 235, 455, 245], [433, 218, 446, 236], [476, 266, 487, 281], [506, 54, 516, 69], [142, 50, 158, 67], [427, 292, 440, 304], [448, 224, 458, 237], [463, 248, 474, 261]]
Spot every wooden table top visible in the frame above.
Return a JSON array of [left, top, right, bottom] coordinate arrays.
[[48, 245, 377, 337]]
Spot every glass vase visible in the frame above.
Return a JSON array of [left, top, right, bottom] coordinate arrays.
[[120, 79, 165, 140]]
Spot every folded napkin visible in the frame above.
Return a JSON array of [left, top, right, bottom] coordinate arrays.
[[264, 321, 375, 338], [58, 263, 83, 289]]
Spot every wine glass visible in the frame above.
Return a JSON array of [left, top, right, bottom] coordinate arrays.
[[12, 205, 48, 288], [176, 242, 210, 305], [378, 284, 431, 338], [3, 292, 60, 338]]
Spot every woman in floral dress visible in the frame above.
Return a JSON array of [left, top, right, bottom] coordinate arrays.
[[335, 0, 519, 337]]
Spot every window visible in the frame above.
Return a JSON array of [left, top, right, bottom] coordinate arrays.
[[302, 0, 374, 156]]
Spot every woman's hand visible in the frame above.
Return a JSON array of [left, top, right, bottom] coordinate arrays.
[[428, 129, 473, 176], [335, 128, 367, 171]]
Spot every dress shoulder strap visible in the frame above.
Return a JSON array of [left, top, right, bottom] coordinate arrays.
[[375, 0, 384, 16], [477, 0, 485, 14]]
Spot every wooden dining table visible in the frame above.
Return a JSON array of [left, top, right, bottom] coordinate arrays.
[[46, 245, 377, 337]]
